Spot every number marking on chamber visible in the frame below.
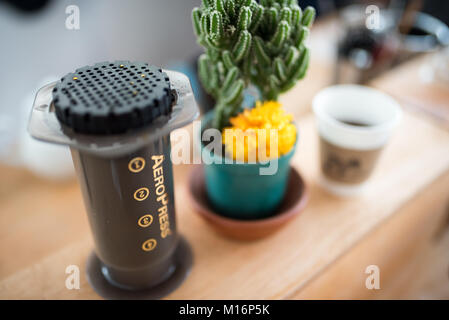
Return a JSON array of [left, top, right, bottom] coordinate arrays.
[[134, 187, 149, 201], [142, 239, 157, 252], [138, 214, 153, 228], [128, 157, 145, 173]]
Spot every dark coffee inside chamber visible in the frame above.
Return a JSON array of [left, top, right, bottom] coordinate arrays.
[[338, 119, 373, 127]]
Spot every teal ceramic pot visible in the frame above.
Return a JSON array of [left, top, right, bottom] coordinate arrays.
[[201, 114, 297, 220]]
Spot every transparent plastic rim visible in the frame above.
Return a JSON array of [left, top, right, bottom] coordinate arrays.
[[28, 70, 199, 158]]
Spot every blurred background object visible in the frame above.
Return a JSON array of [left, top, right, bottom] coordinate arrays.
[[395, 1, 449, 62], [2, 0, 51, 12], [334, 3, 400, 83], [334, 0, 449, 84], [0, 0, 200, 178], [1, 0, 448, 180]]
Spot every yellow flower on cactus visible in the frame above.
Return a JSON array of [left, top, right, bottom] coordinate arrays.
[[222, 101, 296, 162]]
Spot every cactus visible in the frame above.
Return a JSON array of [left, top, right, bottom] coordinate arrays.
[[192, 0, 316, 129]]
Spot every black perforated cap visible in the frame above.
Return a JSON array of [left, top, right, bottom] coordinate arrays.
[[52, 61, 174, 135]]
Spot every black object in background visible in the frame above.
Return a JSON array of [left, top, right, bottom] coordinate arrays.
[[421, 0, 449, 26], [2, 0, 50, 12]]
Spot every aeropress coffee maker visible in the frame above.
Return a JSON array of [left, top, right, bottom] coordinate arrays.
[[28, 61, 199, 299]]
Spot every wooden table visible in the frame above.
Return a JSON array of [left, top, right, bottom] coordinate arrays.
[[1, 102, 449, 299]]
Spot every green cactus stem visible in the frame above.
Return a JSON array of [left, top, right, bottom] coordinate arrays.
[[192, 0, 316, 129]]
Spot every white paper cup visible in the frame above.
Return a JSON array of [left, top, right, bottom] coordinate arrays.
[[312, 85, 402, 196]]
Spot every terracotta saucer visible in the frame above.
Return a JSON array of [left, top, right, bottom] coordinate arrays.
[[187, 165, 309, 241]]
